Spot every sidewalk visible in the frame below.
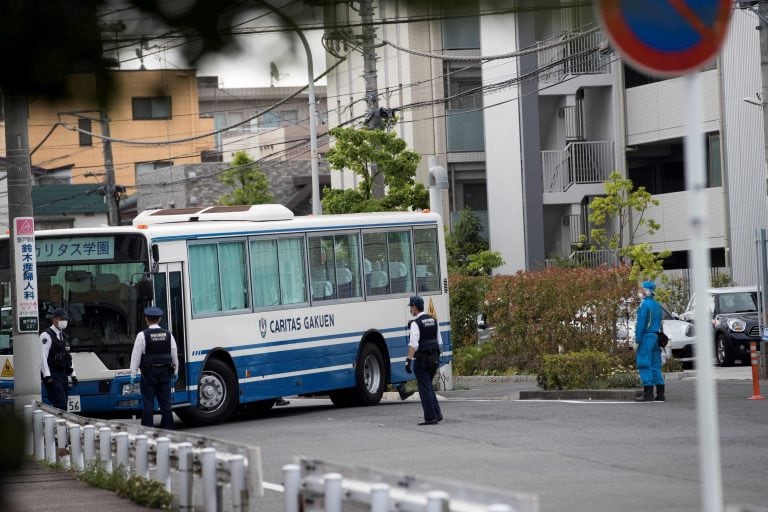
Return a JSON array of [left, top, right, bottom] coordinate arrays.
[[3, 462, 153, 512]]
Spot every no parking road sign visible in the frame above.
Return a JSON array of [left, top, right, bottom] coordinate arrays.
[[597, 0, 732, 77]]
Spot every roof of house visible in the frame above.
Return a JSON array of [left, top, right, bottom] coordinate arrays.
[[32, 185, 107, 216]]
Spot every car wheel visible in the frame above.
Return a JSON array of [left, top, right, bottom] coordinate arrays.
[[715, 334, 735, 367], [175, 358, 239, 426]]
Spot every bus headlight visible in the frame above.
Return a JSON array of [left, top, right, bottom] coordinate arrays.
[[122, 383, 141, 395]]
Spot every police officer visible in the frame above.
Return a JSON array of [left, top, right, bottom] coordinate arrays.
[[40, 308, 77, 410], [405, 295, 443, 425], [634, 281, 665, 402], [130, 306, 179, 429]]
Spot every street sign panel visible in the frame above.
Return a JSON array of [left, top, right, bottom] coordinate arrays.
[[597, 0, 732, 77], [13, 217, 39, 333]]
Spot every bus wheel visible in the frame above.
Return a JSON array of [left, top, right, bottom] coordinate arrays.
[[353, 343, 386, 405], [176, 359, 239, 426]]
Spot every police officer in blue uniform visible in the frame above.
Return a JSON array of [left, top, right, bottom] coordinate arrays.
[[40, 308, 77, 410], [130, 307, 179, 428], [634, 281, 665, 402], [405, 295, 443, 425]]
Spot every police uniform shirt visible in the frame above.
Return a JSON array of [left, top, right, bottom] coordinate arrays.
[[40, 326, 76, 378], [129, 325, 180, 377], [408, 312, 443, 352]]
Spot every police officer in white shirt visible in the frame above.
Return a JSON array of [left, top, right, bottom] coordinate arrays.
[[405, 296, 443, 425], [130, 306, 179, 429]]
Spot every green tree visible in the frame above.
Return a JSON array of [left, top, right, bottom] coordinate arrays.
[[217, 151, 272, 206], [586, 172, 670, 281], [322, 127, 428, 213], [446, 208, 503, 275]]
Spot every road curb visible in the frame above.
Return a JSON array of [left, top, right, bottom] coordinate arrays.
[[519, 389, 641, 401]]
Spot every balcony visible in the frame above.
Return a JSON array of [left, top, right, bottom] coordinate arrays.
[[537, 26, 611, 85], [542, 141, 614, 203], [446, 109, 485, 152]]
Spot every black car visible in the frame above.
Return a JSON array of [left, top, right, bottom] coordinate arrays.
[[681, 286, 760, 366]]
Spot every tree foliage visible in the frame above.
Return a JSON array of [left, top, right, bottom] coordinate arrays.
[[322, 127, 428, 213], [586, 171, 670, 282], [217, 151, 272, 205], [446, 208, 503, 275]]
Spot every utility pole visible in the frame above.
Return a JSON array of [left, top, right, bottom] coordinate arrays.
[[98, 108, 120, 225], [758, 0, 768, 379], [360, 0, 385, 198], [3, 93, 42, 409]]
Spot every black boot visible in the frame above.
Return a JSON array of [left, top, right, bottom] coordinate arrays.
[[635, 386, 654, 402], [655, 385, 665, 402]]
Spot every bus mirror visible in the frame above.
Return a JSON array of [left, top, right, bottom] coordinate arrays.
[[137, 277, 154, 302], [151, 244, 160, 273]]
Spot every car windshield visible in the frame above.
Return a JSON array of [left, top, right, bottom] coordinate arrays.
[[715, 292, 758, 314]]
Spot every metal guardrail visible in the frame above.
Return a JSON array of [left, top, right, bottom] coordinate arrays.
[[542, 141, 614, 193], [25, 402, 539, 512], [25, 402, 263, 512], [284, 459, 539, 512]]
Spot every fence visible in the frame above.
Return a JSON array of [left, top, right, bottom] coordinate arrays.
[[25, 402, 263, 512], [24, 402, 539, 512]]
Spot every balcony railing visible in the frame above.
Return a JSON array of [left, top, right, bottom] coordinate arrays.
[[559, 104, 583, 141], [537, 27, 610, 84], [565, 214, 587, 245], [542, 140, 614, 193], [570, 250, 619, 267], [446, 109, 485, 152]]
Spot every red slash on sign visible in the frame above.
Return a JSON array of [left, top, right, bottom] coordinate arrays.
[[597, 0, 732, 77]]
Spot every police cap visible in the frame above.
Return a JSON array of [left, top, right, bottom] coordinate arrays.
[[143, 306, 164, 317], [408, 295, 424, 310], [51, 308, 68, 319]]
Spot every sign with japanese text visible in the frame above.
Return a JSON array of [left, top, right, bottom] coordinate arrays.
[[36, 236, 115, 263], [14, 218, 38, 332]]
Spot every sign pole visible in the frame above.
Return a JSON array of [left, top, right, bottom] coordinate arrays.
[[685, 72, 723, 512]]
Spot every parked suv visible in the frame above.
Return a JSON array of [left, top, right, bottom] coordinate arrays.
[[680, 286, 760, 366]]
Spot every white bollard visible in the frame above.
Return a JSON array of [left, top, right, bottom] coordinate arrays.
[[155, 437, 171, 491], [83, 425, 96, 466], [44, 414, 56, 464], [247, 446, 263, 502], [56, 419, 69, 468], [324, 473, 343, 512], [134, 435, 148, 478], [486, 505, 513, 512], [33, 410, 44, 461], [70, 425, 83, 471], [370, 483, 390, 512], [283, 464, 301, 512], [24, 405, 33, 456], [426, 491, 449, 512], [99, 427, 112, 473], [177, 443, 194, 512], [230, 455, 246, 512], [115, 432, 129, 474], [201, 448, 218, 512]]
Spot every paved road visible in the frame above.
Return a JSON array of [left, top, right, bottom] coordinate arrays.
[[182, 367, 767, 512]]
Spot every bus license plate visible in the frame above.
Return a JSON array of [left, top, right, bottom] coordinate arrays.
[[67, 395, 81, 413]]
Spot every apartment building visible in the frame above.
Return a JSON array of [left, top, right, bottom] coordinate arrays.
[[324, 2, 766, 285], [11, 69, 215, 199], [197, 77, 329, 162]]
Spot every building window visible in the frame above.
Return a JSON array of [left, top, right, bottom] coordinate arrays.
[[132, 96, 172, 120], [135, 160, 173, 175], [260, 110, 299, 129], [78, 118, 92, 146], [441, 3, 480, 49], [707, 133, 722, 188]]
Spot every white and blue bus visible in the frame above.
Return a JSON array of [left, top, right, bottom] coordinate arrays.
[[0, 205, 451, 425]]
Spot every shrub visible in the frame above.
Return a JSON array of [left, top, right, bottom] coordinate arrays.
[[448, 273, 491, 349], [537, 350, 618, 390], [482, 265, 635, 373], [79, 463, 173, 510]]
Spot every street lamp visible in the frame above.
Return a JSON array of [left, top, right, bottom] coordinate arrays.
[[263, 2, 321, 215]]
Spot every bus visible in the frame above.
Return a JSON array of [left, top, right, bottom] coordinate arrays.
[[0, 205, 452, 425]]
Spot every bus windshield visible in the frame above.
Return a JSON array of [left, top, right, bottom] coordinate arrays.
[[0, 234, 150, 368]]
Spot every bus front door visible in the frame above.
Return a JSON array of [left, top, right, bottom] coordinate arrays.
[[154, 262, 190, 405]]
